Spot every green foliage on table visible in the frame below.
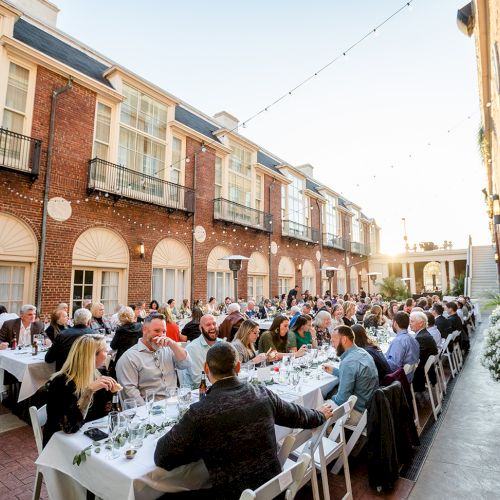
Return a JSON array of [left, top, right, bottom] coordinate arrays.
[[72, 445, 92, 466], [377, 276, 409, 300]]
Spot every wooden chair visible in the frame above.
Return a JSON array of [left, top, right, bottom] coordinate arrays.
[[239, 452, 311, 500], [424, 355, 442, 421], [29, 405, 47, 500]]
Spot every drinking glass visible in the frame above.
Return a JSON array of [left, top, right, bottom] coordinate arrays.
[[145, 389, 156, 417], [108, 412, 126, 459], [123, 398, 137, 427], [128, 421, 146, 449], [290, 371, 301, 392], [164, 388, 177, 419]]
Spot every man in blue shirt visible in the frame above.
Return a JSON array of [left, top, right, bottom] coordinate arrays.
[[323, 325, 378, 424], [288, 306, 302, 329], [385, 311, 420, 381]]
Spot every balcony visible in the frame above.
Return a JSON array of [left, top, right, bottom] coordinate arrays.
[[88, 158, 195, 213], [282, 220, 320, 243], [213, 198, 272, 233], [350, 241, 371, 256], [0, 127, 41, 180], [323, 233, 350, 251]]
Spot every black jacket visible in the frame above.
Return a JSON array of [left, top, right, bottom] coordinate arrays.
[[45, 325, 93, 371], [367, 387, 399, 491], [154, 377, 325, 500], [413, 329, 438, 392], [363, 345, 391, 383], [181, 320, 201, 342], [110, 322, 142, 364], [435, 315, 452, 338]]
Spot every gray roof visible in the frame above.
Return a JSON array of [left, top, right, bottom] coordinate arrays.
[[174, 106, 221, 143], [13, 19, 112, 87], [338, 197, 349, 209], [305, 179, 323, 197], [257, 151, 286, 176]]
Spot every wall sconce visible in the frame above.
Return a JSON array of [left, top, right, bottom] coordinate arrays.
[[496, 253, 499, 263], [139, 241, 145, 259], [297, 263, 302, 272]]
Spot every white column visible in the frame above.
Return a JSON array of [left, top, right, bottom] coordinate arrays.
[[440, 260, 448, 292], [402, 262, 408, 278], [448, 260, 456, 284], [409, 262, 416, 294], [382, 263, 389, 278]]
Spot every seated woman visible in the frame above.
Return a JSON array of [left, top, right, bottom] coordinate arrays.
[[179, 299, 192, 318], [43, 334, 118, 446], [206, 296, 218, 315], [45, 308, 69, 342], [181, 307, 204, 342], [331, 304, 344, 329], [342, 301, 357, 327], [158, 305, 187, 342], [258, 315, 307, 360], [313, 310, 332, 345], [110, 306, 142, 366], [290, 314, 317, 349], [351, 324, 391, 383], [149, 300, 159, 313], [363, 305, 388, 329], [232, 320, 267, 364]]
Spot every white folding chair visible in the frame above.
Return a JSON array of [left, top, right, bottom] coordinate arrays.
[[290, 396, 356, 500], [29, 405, 47, 500], [424, 355, 442, 421], [435, 339, 448, 395], [440, 333, 457, 379], [404, 361, 421, 434], [452, 331, 464, 371], [239, 452, 311, 500], [278, 434, 296, 468], [331, 409, 367, 474]]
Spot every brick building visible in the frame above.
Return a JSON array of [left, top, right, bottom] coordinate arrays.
[[0, 0, 380, 316]]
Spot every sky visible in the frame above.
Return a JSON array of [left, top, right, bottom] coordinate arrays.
[[53, 0, 491, 253]]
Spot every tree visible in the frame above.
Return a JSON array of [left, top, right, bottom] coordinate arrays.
[[377, 276, 409, 300]]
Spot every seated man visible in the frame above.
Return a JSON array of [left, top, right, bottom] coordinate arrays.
[[154, 342, 332, 499], [384, 311, 420, 382], [431, 303, 452, 338], [288, 305, 302, 329], [218, 303, 245, 341], [182, 314, 223, 387], [243, 300, 258, 318], [45, 308, 94, 370], [258, 299, 273, 319], [425, 311, 442, 347], [409, 311, 438, 392], [116, 313, 190, 405], [0, 304, 44, 349], [323, 326, 379, 424]]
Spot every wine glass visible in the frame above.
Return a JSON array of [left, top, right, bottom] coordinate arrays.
[[107, 411, 126, 459], [123, 398, 137, 427], [145, 389, 156, 417]]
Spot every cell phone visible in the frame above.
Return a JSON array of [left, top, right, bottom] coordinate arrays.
[[84, 427, 109, 441]]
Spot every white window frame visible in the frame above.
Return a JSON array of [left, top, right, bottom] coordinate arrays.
[[152, 266, 189, 304], [170, 134, 186, 186], [0, 54, 37, 137], [207, 271, 232, 303], [0, 262, 32, 312]]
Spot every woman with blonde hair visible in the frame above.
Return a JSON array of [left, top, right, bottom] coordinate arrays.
[[232, 320, 267, 364], [342, 301, 357, 327], [331, 303, 344, 329], [43, 334, 119, 446], [45, 308, 69, 341], [110, 306, 142, 366]]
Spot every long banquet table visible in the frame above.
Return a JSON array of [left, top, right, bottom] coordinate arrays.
[[36, 369, 338, 500], [0, 347, 54, 401]]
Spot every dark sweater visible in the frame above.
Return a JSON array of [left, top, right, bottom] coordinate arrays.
[[154, 377, 325, 499], [45, 325, 94, 370], [363, 345, 391, 383], [181, 320, 201, 342], [110, 322, 142, 364]]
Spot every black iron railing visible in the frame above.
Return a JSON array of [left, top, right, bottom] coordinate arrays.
[[88, 158, 195, 212], [350, 241, 371, 256], [323, 233, 350, 251], [0, 127, 41, 179], [282, 220, 320, 243], [214, 198, 272, 232]]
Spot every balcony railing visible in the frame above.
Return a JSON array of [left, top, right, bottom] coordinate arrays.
[[88, 158, 195, 212], [282, 220, 320, 243], [323, 233, 350, 251], [350, 241, 371, 256], [0, 127, 41, 180], [214, 198, 272, 233]]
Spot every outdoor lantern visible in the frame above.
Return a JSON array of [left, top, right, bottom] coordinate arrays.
[[139, 241, 145, 259], [366, 272, 382, 294], [492, 194, 500, 225], [320, 266, 338, 295], [219, 255, 249, 301]]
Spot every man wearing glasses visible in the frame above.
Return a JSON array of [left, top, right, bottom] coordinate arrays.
[[116, 313, 190, 405]]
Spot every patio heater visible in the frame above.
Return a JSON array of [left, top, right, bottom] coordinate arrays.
[[320, 267, 338, 297], [366, 272, 382, 294], [219, 255, 249, 302]]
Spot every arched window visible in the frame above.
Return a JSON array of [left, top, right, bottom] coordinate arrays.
[[423, 261, 441, 292], [247, 251, 269, 301], [71, 227, 129, 314], [0, 213, 37, 312], [207, 246, 232, 303], [302, 259, 316, 295], [278, 257, 295, 297], [152, 238, 191, 304]]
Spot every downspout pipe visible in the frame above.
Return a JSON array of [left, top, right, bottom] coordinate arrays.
[[36, 77, 73, 312], [268, 178, 275, 298], [190, 151, 198, 302]]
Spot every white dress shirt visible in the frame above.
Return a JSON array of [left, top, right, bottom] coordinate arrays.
[[182, 334, 223, 387], [19, 322, 32, 346]]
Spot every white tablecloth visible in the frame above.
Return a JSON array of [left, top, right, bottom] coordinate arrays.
[[37, 371, 338, 500], [0, 348, 54, 401]]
